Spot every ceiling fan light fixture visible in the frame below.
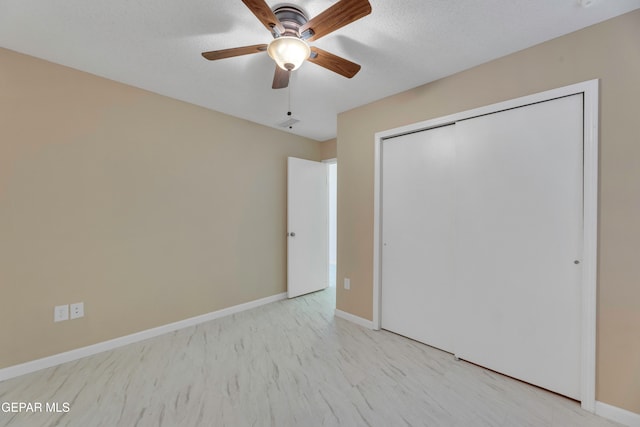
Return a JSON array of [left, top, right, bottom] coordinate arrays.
[[267, 36, 310, 71]]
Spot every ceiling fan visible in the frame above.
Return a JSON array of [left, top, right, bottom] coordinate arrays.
[[202, 0, 372, 89]]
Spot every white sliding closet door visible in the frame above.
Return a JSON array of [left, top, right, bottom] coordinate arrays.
[[381, 125, 456, 353], [454, 95, 583, 399]]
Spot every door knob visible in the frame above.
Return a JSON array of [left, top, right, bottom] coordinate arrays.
[[289, 232, 296, 237]]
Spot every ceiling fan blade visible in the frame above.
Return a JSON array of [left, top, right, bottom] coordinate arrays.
[[299, 0, 371, 42], [241, 0, 285, 35], [202, 44, 267, 61], [272, 66, 290, 89], [308, 47, 361, 78]]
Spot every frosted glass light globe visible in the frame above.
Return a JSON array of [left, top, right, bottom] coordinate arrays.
[[267, 36, 311, 71]]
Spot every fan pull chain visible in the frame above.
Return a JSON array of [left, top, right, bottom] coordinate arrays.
[[287, 81, 293, 129]]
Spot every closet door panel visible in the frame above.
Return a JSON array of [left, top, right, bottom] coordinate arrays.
[[381, 125, 456, 353], [454, 95, 583, 399]]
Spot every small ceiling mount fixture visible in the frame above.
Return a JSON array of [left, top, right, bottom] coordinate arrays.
[[278, 117, 300, 129], [201, 0, 372, 89]]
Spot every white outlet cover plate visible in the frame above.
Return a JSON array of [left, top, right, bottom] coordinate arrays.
[[70, 302, 84, 319]]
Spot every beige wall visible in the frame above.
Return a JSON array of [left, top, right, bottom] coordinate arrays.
[[336, 10, 640, 413], [0, 48, 321, 368], [319, 138, 337, 160]]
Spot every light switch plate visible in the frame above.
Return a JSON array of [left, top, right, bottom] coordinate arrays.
[[54, 305, 69, 322], [344, 278, 350, 290]]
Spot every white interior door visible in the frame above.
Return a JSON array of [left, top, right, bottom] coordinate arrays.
[[454, 95, 583, 399], [381, 125, 457, 353], [287, 157, 328, 298]]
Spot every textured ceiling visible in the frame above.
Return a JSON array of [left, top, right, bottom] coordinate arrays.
[[1, 0, 639, 141]]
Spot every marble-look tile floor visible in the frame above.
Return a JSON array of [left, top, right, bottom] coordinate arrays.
[[0, 287, 622, 427]]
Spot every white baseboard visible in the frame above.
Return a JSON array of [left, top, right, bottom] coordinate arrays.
[[0, 292, 287, 382], [596, 401, 640, 427], [334, 309, 374, 329]]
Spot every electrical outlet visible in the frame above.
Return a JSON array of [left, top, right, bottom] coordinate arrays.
[[54, 305, 69, 322], [344, 278, 350, 290], [70, 302, 84, 319]]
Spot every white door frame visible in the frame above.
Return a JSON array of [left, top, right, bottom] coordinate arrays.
[[372, 80, 599, 412], [323, 158, 337, 288]]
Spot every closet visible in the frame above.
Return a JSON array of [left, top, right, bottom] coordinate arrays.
[[380, 94, 584, 400]]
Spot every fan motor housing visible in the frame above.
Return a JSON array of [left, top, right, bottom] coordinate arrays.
[[273, 5, 309, 37]]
